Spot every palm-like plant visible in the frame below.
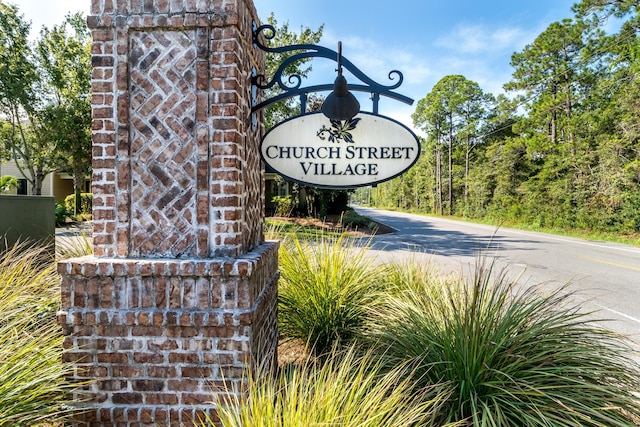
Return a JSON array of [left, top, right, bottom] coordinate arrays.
[[366, 260, 640, 426]]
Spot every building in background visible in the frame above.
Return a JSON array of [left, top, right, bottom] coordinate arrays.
[[0, 160, 90, 199], [264, 164, 291, 216]]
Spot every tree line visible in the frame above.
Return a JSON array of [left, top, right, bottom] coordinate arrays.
[[3, 1, 638, 235], [0, 2, 91, 210], [362, 0, 640, 236]]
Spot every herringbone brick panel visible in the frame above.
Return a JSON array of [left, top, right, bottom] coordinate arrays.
[[128, 30, 200, 258]]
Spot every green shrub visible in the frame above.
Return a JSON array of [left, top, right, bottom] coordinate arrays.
[[55, 201, 73, 226], [64, 192, 92, 216], [272, 195, 294, 217], [378, 258, 451, 298], [0, 175, 18, 193], [365, 261, 640, 426], [313, 189, 350, 217], [0, 243, 77, 425], [207, 347, 445, 427], [340, 208, 372, 229], [278, 233, 381, 355]]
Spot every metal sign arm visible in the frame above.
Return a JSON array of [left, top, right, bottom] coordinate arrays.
[[251, 23, 414, 114]]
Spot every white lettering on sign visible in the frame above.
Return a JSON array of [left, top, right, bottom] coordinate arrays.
[[260, 112, 421, 189]]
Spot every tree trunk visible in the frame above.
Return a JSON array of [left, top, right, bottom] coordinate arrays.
[[32, 173, 44, 195], [73, 165, 84, 215], [435, 145, 443, 215], [448, 143, 453, 215], [465, 140, 471, 206], [415, 175, 419, 210], [563, 48, 574, 145], [551, 82, 558, 144]]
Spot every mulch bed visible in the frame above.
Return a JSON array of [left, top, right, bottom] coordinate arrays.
[[269, 214, 394, 237]]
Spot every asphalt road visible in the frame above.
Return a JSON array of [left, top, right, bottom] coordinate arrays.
[[354, 207, 640, 345]]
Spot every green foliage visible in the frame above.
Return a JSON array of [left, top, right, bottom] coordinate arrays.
[[0, 175, 18, 193], [262, 14, 323, 130], [64, 192, 92, 216], [278, 233, 381, 355], [208, 347, 445, 427], [364, 261, 640, 426], [0, 3, 57, 195], [272, 195, 294, 217], [265, 218, 346, 241], [0, 2, 37, 111], [0, 5, 91, 195], [200, 245, 640, 426], [375, 3, 640, 238], [37, 12, 92, 200], [340, 208, 372, 228], [411, 75, 494, 216], [54, 200, 72, 226], [0, 242, 77, 425], [506, 18, 586, 147], [313, 188, 350, 217]]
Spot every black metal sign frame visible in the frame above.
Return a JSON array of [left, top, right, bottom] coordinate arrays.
[[250, 22, 414, 117]]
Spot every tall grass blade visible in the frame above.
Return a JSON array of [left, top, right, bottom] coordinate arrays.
[[0, 242, 78, 426], [203, 347, 453, 427], [55, 231, 93, 260]]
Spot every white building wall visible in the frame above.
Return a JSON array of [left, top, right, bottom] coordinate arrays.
[[0, 160, 53, 196]]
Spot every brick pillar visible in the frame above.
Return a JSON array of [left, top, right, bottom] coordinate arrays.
[[58, 0, 278, 425]]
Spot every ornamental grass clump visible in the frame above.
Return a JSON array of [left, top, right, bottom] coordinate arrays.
[[0, 242, 77, 426], [211, 347, 448, 427], [278, 233, 381, 355], [379, 257, 452, 298], [365, 260, 640, 426], [55, 232, 93, 260]]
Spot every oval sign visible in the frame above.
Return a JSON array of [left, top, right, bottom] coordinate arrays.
[[261, 112, 421, 189]]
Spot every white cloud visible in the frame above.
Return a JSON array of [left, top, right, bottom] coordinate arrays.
[[16, 0, 89, 32], [322, 30, 434, 94], [309, 32, 430, 134], [284, 26, 527, 133], [434, 24, 533, 55], [429, 55, 512, 95], [382, 104, 426, 138]]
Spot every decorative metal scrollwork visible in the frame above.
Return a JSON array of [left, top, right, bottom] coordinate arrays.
[[251, 22, 413, 116]]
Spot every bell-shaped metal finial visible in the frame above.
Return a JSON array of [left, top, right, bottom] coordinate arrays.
[[321, 42, 360, 121]]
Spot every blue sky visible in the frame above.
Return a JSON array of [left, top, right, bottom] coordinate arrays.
[[252, 0, 578, 129], [15, 0, 579, 130]]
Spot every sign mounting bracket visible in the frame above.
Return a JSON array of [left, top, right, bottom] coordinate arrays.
[[251, 21, 414, 117]]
